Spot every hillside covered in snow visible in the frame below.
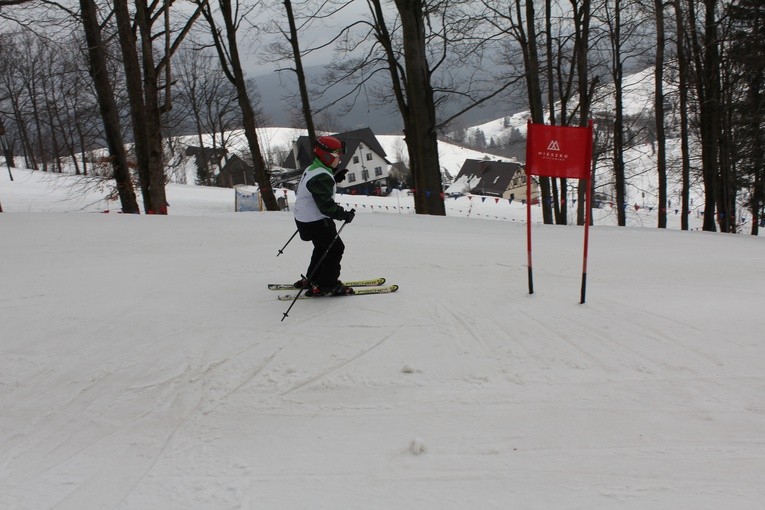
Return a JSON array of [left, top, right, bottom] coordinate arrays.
[[1, 165, 764, 509]]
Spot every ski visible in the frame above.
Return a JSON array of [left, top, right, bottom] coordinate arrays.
[[268, 277, 385, 291], [277, 284, 398, 301]]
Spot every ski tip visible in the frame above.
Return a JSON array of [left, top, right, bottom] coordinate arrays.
[[390, 284, 399, 292]]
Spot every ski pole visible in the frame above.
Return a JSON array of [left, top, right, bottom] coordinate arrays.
[[277, 229, 299, 257], [281, 221, 348, 322]]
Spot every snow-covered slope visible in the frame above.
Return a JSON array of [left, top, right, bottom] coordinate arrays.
[[1, 167, 764, 509]]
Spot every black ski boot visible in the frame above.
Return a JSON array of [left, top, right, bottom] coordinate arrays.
[[293, 277, 311, 289], [322, 281, 355, 296]]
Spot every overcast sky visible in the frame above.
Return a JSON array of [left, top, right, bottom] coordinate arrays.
[[0, 0, 384, 76]]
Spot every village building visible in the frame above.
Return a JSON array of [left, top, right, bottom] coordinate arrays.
[[185, 146, 255, 188], [450, 158, 539, 201]]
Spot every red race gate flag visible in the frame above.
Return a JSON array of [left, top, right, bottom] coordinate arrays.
[[525, 121, 593, 179], [525, 120, 594, 303]]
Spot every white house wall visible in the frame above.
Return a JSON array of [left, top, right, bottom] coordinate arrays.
[[504, 168, 539, 201], [344, 143, 390, 187]]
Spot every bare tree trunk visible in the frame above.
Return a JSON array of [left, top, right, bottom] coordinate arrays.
[[726, 0, 765, 234], [0, 119, 14, 169], [203, 0, 278, 211], [282, 0, 316, 145], [573, 0, 593, 225], [655, 0, 668, 228], [80, 0, 140, 213], [544, 0, 567, 224], [367, 0, 418, 203], [688, 0, 721, 231], [393, 0, 445, 216], [748, 72, 764, 235], [114, 0, 152, 212], [718, 59, 736, 232], [3, 87, 26, 168], [516, 0, 553, 223], [675, 0, 692, 230], [135, 0, 168, 214], [43, 84, 64, 173], [27, 79, 46, 171], [608, 0, 628, 226], [753, 160, 763, 236], [114, 0, 201, 213]]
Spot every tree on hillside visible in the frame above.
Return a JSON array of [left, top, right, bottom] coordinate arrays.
[[174, 46, 246, 186], [318, 0, 515, 215], [482, 0, 553, 223], [266, 0, 317, 146], [387, 0, 445, 215], [314, 0, 443, 214], [79, 0, 139, 213], [480, 0, 601, 225], [686, 0, 722, 231], [543, 0, 587, 225], [196, 0, 279, 211], [654, 0, 668, 228], [603, 0, 627, 226], [472, 128, 487, 150], [673, 0, 693, 230], [0, 33, 95, 175], [571, 0, 595, 226], [0, 33, 47, 171], [1, 2, 139, 212], [599, 0, 650, 226], [726, 0, 765, 235], [533, 0, 559, 224], [113, 0, 204, 214]]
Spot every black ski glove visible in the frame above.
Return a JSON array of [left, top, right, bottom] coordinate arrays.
[[334, 168, 349, 183], [343, 208, 356, 224]]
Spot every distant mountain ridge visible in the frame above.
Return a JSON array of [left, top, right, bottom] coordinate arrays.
[[252, 65, 526, 135]]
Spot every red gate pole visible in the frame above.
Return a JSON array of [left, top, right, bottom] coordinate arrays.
[[525, 120, 534, 295], [527, 175, 533, 295], [580, 121, 594, 304]]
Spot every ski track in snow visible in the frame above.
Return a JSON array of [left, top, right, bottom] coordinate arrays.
[[279, 325, 406, 396], [1, 176, 764, 508]]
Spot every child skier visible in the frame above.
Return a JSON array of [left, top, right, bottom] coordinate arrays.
[[292, 135, 356, 296]]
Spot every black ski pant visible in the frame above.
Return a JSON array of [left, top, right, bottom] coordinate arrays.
[[295, 218, 344, 290]]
